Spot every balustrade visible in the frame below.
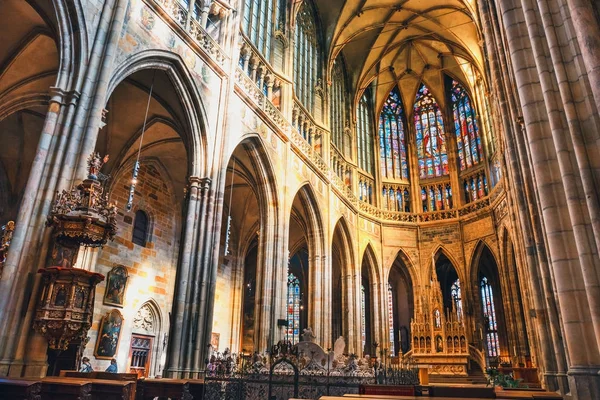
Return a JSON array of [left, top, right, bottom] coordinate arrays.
[[462, 169, 489, 203], [382, 184, 411, 212], [239, 36, 283, 109], [152, 0, 229, 68], [420, 181, 453, 213], [292, 100, 324, 156]]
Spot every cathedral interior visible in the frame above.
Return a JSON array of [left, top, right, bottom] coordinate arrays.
[[0, 0, 599, 399]]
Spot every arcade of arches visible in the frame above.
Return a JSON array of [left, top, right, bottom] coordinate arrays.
[[0, 0, 599, 398]]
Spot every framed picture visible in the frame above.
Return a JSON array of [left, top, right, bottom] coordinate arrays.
[[103, 265, 128, 307], [94, 309, 124, 359], [211, 332, 220, 350]]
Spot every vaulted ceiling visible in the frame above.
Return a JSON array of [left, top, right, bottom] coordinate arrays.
[[313, 0, 484, 113]]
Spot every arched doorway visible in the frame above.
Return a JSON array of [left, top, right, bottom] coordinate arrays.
[[388, 252, 414, 356], [331, 219, 354, 348], [216, 138, 277, 353], [130, 301, 162, 378], [474, 244, 509, 364], [360, 257, 375, 356], [286, 185, 324, 344], [434, 251, 462, 318]]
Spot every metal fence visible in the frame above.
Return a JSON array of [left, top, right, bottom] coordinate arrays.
[[202, 348, 419, 400]]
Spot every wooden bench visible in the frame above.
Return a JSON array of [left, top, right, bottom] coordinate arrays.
[[428, 384, 496, 398], [60, 371, 138, 400], [358, 385, 415, 396], [135, 379, 192, 400], [39, 377, 93, 400], [62, 378, 135, 400], [0, 378, 42, 400], [344, 394, 415, 399]]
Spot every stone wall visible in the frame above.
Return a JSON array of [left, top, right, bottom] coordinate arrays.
[[84, 162, 180, 376]]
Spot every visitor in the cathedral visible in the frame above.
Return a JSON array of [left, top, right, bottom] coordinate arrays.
[[79, 357, 93, 373], [105, 358, 118, 373]]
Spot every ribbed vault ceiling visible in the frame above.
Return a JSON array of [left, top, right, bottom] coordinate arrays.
[[315, 0, 483, 112]]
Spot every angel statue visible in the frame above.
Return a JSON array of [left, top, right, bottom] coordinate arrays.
[[87, 152, 109, 180]]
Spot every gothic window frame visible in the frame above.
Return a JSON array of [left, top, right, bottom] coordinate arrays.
[[379, 86, 409, 180], [414, 83, 448, 179], [294, 2, 320, 114], [132, 210, 150, 247], [286, 272, 302, 344], [451, 278, 463, 322], [242, 0, 278, 60], [357, 93, 374, 175], [331, 57, 348, 155], [449, 79, 483, 171], [480, 276, 500, 357], [387, 283, 395, 356]]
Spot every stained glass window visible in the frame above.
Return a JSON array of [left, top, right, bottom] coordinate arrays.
[[451, 80, 483, 170], [361, 284, 366, 351], [451, 279, 463, 321], [294, 3, 318, 113], [286, 273, 301, 344], [379, 87, 408, 180], [481, 276, 500, 357], [331, 58, 347, 153], [357, 94, 374, 174], [388, 283, 395, 356], [414, 84, 448, 178], [242, 0, 275, 60]]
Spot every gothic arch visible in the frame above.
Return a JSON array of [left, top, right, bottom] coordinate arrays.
[[469, 240, 501, 286], [131, 299, 163, 377], [132, 299, 163, 337], [387, 249, 418, 288], [289, 183, 325, 256], [331, 216, 355, 268], [430, 245, 463, 282], [107, 50, 209, 177]]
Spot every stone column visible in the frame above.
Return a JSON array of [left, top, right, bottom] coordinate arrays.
[[165, 177, 202, 377], [498, 0, 600, 395], [70, 0, 128, 184], [0, 87, 77, 376], [477, 0, 568, 391], [564, 0, 600, 110]]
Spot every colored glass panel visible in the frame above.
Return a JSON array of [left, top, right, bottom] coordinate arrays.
[[451, 80, 484, 171], [287, 273, 301, 344], [481, 276, 500, 357], [414, 84, 447, 178], [379, 87, 408, 180]]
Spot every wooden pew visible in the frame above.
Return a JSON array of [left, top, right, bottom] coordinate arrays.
[[358, 385, 415, 396], [39, 377, 93, 400], [65, 378, 135, 400], [0, 378, 42, 400], [135, 379, 192, 400], [60, 371, 138, 400]]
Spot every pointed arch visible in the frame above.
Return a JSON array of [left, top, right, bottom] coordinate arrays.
[[388, 248, 416, 355], [330, 216, 355, 346], [107, 50, 209, 177]]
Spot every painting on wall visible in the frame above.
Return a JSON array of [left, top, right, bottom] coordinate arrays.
[[103, 265, 128, 307], [94, 309, 124, 359], [211, 332, 220, 350]]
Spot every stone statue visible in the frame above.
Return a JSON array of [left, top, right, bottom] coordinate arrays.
[[333, 336, 346, 360], [301, 327, 316, 342]]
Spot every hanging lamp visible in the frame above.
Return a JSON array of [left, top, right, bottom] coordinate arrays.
[[127, 70, 157, 211]]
